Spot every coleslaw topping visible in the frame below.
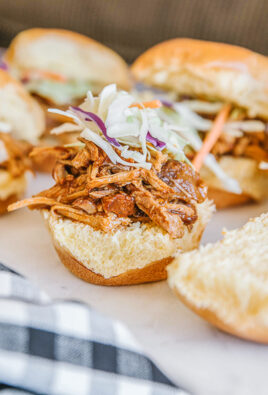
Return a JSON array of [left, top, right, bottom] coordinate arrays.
[[49, 84, 188, 170], [158, 104, 242, 193]]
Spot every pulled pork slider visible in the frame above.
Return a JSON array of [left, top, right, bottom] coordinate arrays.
[[9, 85, 214, 285], [4, 28, 131, 106], [0, 69, 45, 144], [131, 39, 268, 208], [0, 132, 32, 214], [168, 212, 268, 343], [0, 69, 47, 172]]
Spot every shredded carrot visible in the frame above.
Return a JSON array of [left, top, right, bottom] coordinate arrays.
[[192, 104, 232, 172], [129, 100, 162, 110], [49, 112, 75, 123], [24, 69, 67, 82]]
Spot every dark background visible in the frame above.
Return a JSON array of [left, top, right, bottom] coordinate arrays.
[[0, 0, 267, 63]]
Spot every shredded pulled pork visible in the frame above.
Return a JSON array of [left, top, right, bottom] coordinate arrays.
[[0, 133, 32, 177], [10, 139, 207, 238], [212, 130, 268, 162]]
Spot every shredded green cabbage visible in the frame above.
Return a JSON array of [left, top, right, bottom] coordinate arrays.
[[26, 80, 93, 105], [49, 84, 189, 169]]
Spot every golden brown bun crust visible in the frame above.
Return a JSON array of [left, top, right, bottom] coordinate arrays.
[[5, 28, 116, 61], [5, 28, 131, 91], [174, 288, 268, 344], [0, 194, 18, 215], [54, 239, 173, 286], [207, 187, 251, 209], [131, 38, 268, 119]]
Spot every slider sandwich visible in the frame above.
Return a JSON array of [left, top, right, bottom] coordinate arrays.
[[9, 85, 214, 285], [4, 28, 132, 164], [131, 39, 268, 208]]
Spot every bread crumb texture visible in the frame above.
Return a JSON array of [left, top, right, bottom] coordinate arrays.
[[168, 212, 268, 331]]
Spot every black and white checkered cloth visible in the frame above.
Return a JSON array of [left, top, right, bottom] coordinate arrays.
[[0, 263, 189, 395]]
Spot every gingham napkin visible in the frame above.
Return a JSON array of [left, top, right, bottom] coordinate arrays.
[[0, 263, 189, 395]]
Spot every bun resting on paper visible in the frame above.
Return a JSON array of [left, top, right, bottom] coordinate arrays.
[[168, 212, 268, 343], [8, 84, 214, 285], [131, 39, 268, 208]]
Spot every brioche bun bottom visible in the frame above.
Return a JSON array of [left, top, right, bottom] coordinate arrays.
[[201, 156, 268, 208], [207, 187, 251, 209], [44, 199, 214, 286], [54, 239, 173, 286]]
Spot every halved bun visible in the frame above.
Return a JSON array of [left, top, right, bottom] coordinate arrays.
[[200, 156, 268, 208], [44, 199, 214, 286], [168, 212, 268, 343], [0, 70, 45, 143], [131, 38, 268, 119], [5, 28, 131, 104]]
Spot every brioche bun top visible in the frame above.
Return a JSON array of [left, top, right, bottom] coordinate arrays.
[[0, 69, 45, 143], [131, 39, 268, 119], [168, 211, 268, 343], [5, 28, 131, 91]]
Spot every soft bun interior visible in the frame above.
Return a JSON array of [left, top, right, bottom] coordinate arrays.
[[168, 212, 268, 343], [0, 70, 45, 143], [45, 199, 214, 281]]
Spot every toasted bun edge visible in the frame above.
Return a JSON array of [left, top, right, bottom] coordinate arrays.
[[172, 288, 268, 344], [53, 238, 173, 286]]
